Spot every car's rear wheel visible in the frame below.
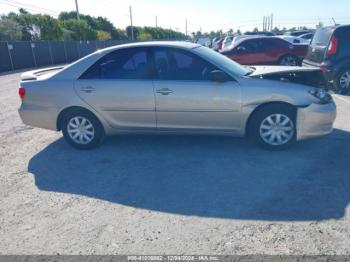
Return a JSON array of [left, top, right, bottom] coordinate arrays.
[[279, 55, 300, 66], [250, 105, 296, 150], [61, 109, 105, 149], [335, 68, 350, 95]]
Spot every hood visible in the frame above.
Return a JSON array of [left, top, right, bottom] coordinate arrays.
[[248, 65, 320, 77], [247, 65, 325, 88]]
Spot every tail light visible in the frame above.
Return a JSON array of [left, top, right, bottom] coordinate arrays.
[[19, 87, 26, 100], [327, 36, 338, 57]]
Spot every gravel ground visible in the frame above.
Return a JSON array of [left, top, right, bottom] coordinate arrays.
[[0, 70, 350, 255]]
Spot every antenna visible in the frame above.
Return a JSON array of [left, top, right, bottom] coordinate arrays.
[[332, 17, 337, 25]]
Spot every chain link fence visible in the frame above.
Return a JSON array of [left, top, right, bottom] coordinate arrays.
[[0, 40, 137, 73]]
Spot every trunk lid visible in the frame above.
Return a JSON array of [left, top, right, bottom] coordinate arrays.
[[20, 66, 64, 81]]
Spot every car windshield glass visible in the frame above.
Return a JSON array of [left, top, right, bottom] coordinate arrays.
[[311, 27, 334, 46], [193, 46, 250, 76]]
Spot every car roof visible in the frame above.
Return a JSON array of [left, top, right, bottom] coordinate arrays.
[[100, 41, 201, 53]]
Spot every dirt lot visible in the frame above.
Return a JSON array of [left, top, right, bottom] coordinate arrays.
[[1, 70, 350, 255]]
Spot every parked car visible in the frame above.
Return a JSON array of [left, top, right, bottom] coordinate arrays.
[[196, 37, 211, 47], [18, 41, 336, 150], [303, 25, 350, 94], [278, 35, 310, 44], [285, 30, 312, 37], [299, 32, 314, 41], [221, 35, 234, 51], [212, 37, 224, 51], [245, 31, 275, 36], [221, 36, 308, 66]]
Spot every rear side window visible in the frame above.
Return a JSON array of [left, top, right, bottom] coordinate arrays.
[[311, 27, 334, 46], [80, 48, 150, 79]]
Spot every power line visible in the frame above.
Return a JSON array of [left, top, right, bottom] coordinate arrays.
[[0, 0, 59, 15]]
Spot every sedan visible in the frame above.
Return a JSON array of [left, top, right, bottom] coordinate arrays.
[[18, 41, 336, 150], [221, 36, 308, 66]]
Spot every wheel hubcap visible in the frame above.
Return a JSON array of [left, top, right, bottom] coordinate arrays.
[[259, 114, 294, 146], [339, 71, 350, 90], [67, 116, 95, 144]]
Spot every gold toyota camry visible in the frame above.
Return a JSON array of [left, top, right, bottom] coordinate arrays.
[[18, 41, 336, 150]]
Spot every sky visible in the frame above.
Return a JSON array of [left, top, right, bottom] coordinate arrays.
[[1, 0, 350, 33]]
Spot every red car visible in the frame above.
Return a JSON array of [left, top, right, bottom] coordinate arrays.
[[221, 36, 308, 66]]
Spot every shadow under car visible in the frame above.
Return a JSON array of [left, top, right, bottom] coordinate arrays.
[[28, 129, 350, 221]]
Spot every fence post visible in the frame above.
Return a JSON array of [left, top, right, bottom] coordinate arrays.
[[6, 41, 14, 71], [77, 41, 81, 58], [63, 41, 68, 63], [48, 41, 54, 65], [30, 42, 37, 67]]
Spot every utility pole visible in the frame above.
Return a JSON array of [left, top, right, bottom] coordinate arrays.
[[155, 15, 158, 27], [263, 16, 266, 31], [185, 18, 188, 37], [271, 13, 274, 31], [75, 0, 80, 20], [129, 6, 134, 40]]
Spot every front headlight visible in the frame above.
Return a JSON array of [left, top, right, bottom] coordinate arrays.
[[309, 88, 332, 104]]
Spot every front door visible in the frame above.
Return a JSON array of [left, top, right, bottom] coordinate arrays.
[[151, 47, 241, 131]]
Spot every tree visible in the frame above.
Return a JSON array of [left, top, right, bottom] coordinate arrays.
[[138, 32, 152, 40], [61, 19, 97, 40], [96, 30, 111, 40], [35, 15, 63, 40], [0, 17, 22, 40]]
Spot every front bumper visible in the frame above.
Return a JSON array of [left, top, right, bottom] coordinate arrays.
[[296, 101, 336, 141]]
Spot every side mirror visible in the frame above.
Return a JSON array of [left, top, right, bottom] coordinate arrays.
[[209, 70, 232, 82]]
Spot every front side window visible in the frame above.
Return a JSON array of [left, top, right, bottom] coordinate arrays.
[[153, 47, 216, 80], [80, 48, 150, 79]]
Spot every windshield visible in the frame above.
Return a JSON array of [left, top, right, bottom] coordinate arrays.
[[193, 46, 250, 77]]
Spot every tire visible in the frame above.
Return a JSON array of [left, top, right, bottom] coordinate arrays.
[[279, 55, 300, 66], [334, 67, 350, 95], [249, 104, 296, 150], [61, 109, 105, 149]]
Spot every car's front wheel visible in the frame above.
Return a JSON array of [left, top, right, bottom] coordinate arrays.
[[250, 105, 296, 150], [61, 109, 105, 149]]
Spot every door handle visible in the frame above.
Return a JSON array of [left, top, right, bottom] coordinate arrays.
[[80, 86, 95, 93], [156, 88, 173, 95]]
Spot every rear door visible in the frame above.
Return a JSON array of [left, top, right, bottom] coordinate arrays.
[[151, 47, 241, 131], [260, 38, 289, 64], [75, 47, 156, 130]]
